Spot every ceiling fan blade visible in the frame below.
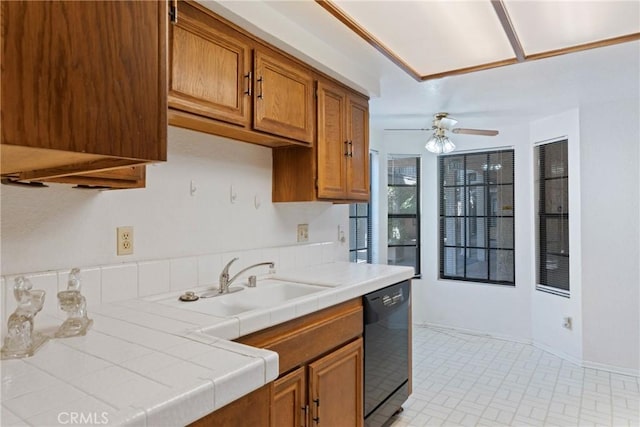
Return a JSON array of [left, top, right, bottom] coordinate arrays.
[[452, 128, 499, 136], [384, 128, 432, 131]]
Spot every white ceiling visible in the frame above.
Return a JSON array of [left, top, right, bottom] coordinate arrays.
[[370, 40, 640, 131], [328, 0, 640, 79], [207, 1, 640, 131]]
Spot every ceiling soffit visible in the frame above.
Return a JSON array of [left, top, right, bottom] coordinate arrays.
[[315, 0, 640, 81]]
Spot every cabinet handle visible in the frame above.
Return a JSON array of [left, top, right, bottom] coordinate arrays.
[[169, 0, 178, 23], [244, 71, 252, 96], [312, 398, 320, 424], [344, 140, 350, 157], [302, 405, 309, 427], [348, 140, 354, 157], [257, 76, 264, 99]]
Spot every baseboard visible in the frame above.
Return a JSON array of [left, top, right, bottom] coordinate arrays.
[[416, 322, 639, 378], [531, 340, 583, 368], [582, 360, 640, 377], [416, 322, 532, 345]]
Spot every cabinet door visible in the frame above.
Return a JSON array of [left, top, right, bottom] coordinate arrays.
[[189, 383, 272, 427], [254, 49, 314, 144], [317, 81, 348, 199], [308, 338, 363, 427], [346, 95, 370, 200], [274, 367, 307, 427], [169, 1, 251, 127], [1, 0, 166, 162]]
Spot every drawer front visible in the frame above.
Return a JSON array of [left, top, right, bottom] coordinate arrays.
[[237, 298, 363, 375]]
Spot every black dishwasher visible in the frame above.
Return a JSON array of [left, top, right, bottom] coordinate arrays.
[[363, 280, 411, 427]]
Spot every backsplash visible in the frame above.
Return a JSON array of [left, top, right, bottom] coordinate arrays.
[[0, 242, 341, 337]]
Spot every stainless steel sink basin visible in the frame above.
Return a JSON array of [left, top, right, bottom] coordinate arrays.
[[154, 279, 326, 317]]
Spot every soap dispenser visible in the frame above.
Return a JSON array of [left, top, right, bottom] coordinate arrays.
[[55, 268, 93, 338], [1, 276, 48, 359]]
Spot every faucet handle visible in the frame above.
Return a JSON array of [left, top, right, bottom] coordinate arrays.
[[220, 257, 239, 280], [222, 257, 239, 272]]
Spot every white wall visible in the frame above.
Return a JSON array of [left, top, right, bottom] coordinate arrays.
[[529, 109, 584, 363], [580, 98, 640, 374], [0, 127, 349, 276], [371, 125, 533, 341], [373, 103, 639, 374]]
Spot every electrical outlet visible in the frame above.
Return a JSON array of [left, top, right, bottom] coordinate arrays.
[[117, 226, 134, 256], [297, 224, 309, 243]]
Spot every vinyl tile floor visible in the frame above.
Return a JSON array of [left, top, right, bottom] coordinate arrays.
[[389, 326, 640, 427]]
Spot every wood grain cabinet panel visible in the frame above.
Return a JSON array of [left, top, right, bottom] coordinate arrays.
[[167, 2, 314, 148], [317, 80, 369, 201], [309, 338, 363, 427], [274, 367, 307, 427], [1, 0, 167, 186], [189, 383, 273, 427], [273, 339, 364, 427], [273, 80, 369, 202], [253, 49, 315, 144], [168, 1, 251, 127], [345, 94, 370, 199], [236, 299, 364, 427], [317, 83, 348, 199]]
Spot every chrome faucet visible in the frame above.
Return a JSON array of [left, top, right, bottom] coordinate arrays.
[[218, 258, 275, 294]]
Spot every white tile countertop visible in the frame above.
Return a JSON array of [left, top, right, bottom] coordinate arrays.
[[1, 262, 414, 426]]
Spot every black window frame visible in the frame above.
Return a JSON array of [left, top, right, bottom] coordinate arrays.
[[349, 202, 372, 264], [387, 155, 421, 278], [439, 149, 515, 285], [535, 140, 570, 297]]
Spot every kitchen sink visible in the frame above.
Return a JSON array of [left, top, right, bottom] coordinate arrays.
[[154, 279, 327, 317], [237, 280, 325, 307]]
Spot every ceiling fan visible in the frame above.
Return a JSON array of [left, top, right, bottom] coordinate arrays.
[[385, 112, 499, 154]]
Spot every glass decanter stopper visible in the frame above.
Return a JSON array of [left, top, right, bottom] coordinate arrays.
[[1, 276, 48, 359], [55, 268, 93, 338]]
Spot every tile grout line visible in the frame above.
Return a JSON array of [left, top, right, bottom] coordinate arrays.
[[540, 358, 568, 427], [484, 342, 537, 426], [391, 326, 640, 427], [432, 330, 512, 425]]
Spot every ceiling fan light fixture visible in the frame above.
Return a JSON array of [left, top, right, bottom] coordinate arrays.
[[442, 137, 455, 153], [425, 133, 455, 154]]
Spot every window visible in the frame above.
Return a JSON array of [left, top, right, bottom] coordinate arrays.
[[439, 150, 515, 284], [535, 140, 569, 296], [349, 203, 371, 263], [350, 152, 376, 264], [388, 155, 420, 276]]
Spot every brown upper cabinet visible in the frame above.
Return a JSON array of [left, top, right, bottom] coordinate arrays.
[[317, 80, 369, 200], [253, 48, 315, 144], [0, 0, 167, 187], [168, 1, 314, 147], [273, 80, 370, 202], [168, 1, 251, 128]]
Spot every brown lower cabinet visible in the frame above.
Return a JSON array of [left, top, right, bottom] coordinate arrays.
[[188, 383, 273, 427], [275, 338, 363, 427], [193, 298, 364, 426]]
